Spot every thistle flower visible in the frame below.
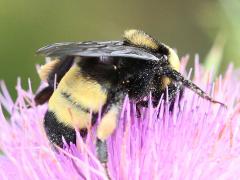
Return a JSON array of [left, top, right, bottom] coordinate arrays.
[[0, 56, 240, 180]]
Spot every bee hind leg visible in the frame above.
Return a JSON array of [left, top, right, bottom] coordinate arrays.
[[96, 93, 124, 179], [34, 86, 54, 105], [96, 139, 111, 179], [96, 105, 120, 180]]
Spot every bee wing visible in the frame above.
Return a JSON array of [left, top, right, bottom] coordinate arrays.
[[37, 41, 159, 61]]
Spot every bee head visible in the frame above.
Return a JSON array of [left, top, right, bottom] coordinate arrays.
[[123, 29, 180, 72]]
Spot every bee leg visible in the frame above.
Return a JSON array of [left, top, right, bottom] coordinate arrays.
[[136, 101, 148, 118], [137, 99, 159, 108], [135, 98, 160, 117], [96, 105, 120, 179], [96, 138, 110, 179], [96, 93, 123, 179], [166, 83, 183, 101], [136, 104, 142, 117], [165, 82, 183, 111], [96, 138, 108, 163], [34, 86, 54, 105]]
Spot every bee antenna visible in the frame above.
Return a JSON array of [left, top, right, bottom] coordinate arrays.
[[182, 78, 227, 108], [165, 68, 227, 108]]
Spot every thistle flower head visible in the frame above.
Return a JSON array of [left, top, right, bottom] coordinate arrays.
[[0, 56, 240, 179]]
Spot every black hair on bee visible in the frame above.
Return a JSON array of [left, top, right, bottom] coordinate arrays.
[[35, 29, 225, 178]]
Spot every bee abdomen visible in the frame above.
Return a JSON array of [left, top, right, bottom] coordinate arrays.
[[44, 111, 76, 147]]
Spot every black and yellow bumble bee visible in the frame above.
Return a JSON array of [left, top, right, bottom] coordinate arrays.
[[35, 29, 225, 175]]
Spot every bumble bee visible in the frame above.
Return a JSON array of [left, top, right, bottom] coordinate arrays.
[[35, 29, 225, 177]]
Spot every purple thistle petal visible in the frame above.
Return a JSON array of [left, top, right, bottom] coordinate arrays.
[[0, 57, 240, 179]]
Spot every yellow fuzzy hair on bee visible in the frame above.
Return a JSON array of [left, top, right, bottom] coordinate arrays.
[[38, 59, 60, 81], [123, 29, 159, 50]]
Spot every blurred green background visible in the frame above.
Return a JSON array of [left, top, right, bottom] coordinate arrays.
[[0, 0, 239, 97]]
